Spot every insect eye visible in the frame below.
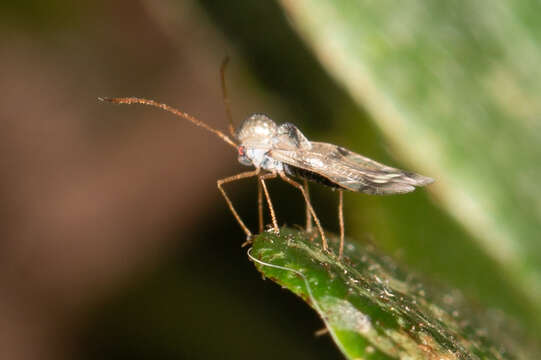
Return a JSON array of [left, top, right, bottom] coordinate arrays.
[[238, 146, 246, 156]]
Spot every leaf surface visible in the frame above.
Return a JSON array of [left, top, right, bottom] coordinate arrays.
[[250, 228, 536, 359]]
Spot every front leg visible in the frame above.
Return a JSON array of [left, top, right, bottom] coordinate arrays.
[[217, 169, 261, 240]]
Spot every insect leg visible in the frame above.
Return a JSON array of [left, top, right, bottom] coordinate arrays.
[[303, 179, 313, 233], [338, 190, 344, 259], [258, 172, 279, 233], [257, 181, 264, 233], [279, 172, 328, 252], [217, 169, 261, 239]]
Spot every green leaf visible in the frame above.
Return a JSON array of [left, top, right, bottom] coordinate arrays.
[[250, 228, 536, 359], [277, 0, 541, 325]]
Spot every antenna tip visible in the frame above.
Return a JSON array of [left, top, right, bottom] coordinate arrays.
[[98, 97, 122, 104]]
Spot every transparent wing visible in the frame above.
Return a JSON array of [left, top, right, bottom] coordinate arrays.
[[270, 142, 434, 194]]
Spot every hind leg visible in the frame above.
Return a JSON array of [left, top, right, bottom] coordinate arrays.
[[338, 190, 344, 259]]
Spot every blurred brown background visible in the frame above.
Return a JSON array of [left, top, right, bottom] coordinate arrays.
[[2, 1, 540, 359], [0, 1, 342, 359]]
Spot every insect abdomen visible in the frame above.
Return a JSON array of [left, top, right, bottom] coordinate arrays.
[[283, 164, 343, 189]]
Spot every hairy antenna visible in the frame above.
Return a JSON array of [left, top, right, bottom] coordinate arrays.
[[220, 56, 236, 137], [98, 97, 237, 149]]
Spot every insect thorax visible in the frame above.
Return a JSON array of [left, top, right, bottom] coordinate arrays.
[[236, 114, 277, 146], [236, 114, 282, 170]]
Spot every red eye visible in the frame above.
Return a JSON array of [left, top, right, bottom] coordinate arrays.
[[238, 146, 246, 156]]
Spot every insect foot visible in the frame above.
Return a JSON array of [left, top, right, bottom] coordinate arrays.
[[265, 224, 280, 234], [241, 235, 255, 248]]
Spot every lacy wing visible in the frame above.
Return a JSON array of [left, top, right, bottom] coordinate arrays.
[[270, 142, 433, 195]]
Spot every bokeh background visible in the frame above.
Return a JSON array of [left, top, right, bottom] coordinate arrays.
[[1, 1, 540, 359]]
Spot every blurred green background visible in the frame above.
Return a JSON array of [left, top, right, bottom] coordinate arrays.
[[1, 1, 540, 359]]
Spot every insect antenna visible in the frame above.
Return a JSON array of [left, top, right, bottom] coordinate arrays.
[[220, 56, 236, 138], [98, 97, 238, 149]]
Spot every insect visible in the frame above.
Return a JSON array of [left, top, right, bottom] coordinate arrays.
[[99, 58, 433, 258]]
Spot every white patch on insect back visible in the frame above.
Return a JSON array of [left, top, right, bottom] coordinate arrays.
[[307, 157, 325, 168], [236, 114, 277, 147], [371, 178, 394, 184], [255, 123, 274, 136]]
